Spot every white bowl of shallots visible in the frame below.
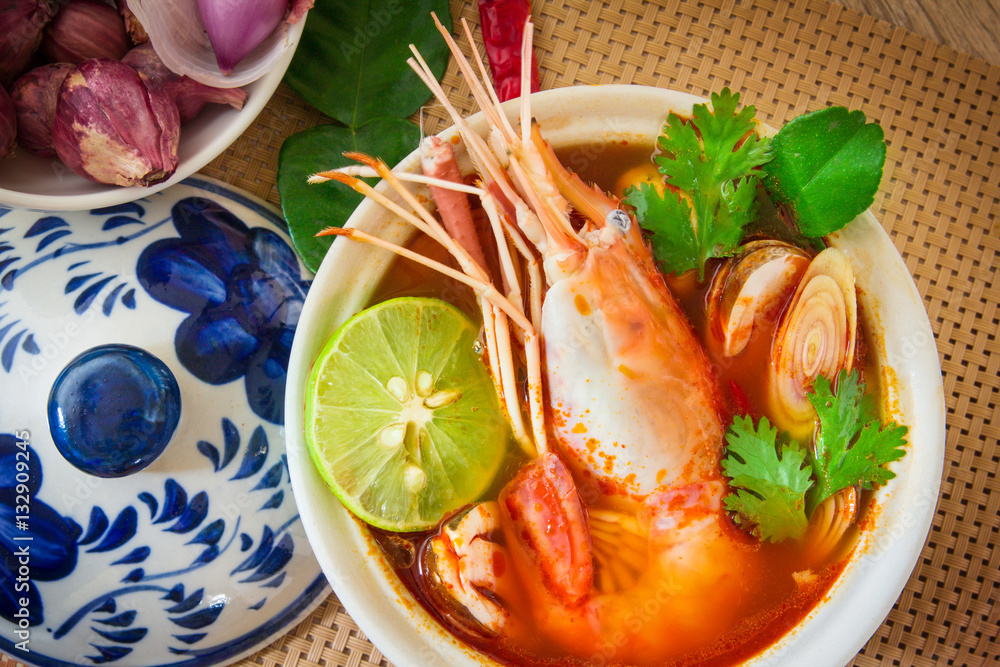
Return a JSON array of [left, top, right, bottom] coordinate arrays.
[[0, 0, 309, 211]]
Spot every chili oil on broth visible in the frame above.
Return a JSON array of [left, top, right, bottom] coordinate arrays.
[[354, 140, 866, 666]]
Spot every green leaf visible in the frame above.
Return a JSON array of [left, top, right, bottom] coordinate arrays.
[[277, 118, 421, 272], [623, 182, 698, 274], [691, 89, 772, 183], [628, 88, 770, 279], [763, 106, 886, 237], [722, 415, 813, 542], [806, 370, 908, 515], [284, 0, 451, 126]]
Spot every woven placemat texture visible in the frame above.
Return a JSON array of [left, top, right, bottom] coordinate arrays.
[[3, 0, 997, 666]]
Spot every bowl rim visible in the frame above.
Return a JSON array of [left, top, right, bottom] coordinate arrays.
[[0, 20, 305, 212], [284, 83, 946, 667]]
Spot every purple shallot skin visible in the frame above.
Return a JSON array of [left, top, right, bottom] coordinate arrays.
[[123, 43, 247, 123], [0, 0, 61, 87], [0, 85, 16, 159], [286, 0, 313, 24], [197, 0, 288, 75], [41, 0, 131, 65], [52, 58, 180, 187], [11, 62, 74, 157], [116, 0, 148, 44]]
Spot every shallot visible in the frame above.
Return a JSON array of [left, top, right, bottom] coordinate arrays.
[[0, 0, 61, 87], [0, 85, 16, 159], [197, 0, 288, 75], [123, 43, 246, 123], [41, 0, 132, 65], [116, 0, 148, 44], [52, 58, 180, 187], [127, 0, 311, 87], [10, 63, 74, 157]]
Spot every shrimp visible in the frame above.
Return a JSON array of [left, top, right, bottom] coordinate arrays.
[[312, 14, 761, 663]]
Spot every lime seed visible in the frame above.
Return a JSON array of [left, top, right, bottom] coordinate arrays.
[[387, 376, 409, 402]]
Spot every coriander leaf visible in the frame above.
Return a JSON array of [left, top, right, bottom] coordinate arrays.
[[630, 88, 770, 279], [623, 182, 697, 274], [722, 415, 813, 542], [691, 89, 772, 182], [278, 118, 421, 272], [806, 370, 908, 515], [763, 106, 886, 238]]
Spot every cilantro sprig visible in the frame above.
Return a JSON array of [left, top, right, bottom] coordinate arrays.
[[722, 416, 812, 542], [624, 88, 771, 280], [806, 370, 908, 515], [722, 370, 908, 542]]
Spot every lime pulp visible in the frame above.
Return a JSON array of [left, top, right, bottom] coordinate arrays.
[[305, 297, 510, 532]]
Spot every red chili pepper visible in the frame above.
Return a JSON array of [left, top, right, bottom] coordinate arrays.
[[728, 379, 754, 417], [478, 0, 540, 102]]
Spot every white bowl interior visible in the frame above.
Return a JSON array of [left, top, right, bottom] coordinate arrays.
[[284, 85, 946, 667], [0, 20, 304, 212]]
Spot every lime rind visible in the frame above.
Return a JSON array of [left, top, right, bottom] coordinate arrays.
[[305, 297, 510, 532]]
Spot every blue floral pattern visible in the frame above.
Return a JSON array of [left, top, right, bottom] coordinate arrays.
[[0, 435, 80, 626], [0, 180, 325, 667], [137, 198, 308, 425], [0, 202, 165, 377], [0, 421, 311, 664]]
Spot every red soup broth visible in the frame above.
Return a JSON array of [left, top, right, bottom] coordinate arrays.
[[358, 140, 869, 666]]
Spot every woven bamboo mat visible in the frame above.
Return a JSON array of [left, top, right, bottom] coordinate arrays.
[[3, 0, 997, 666]]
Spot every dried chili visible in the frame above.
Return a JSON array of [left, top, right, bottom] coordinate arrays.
[[477, 0, 540, 102]]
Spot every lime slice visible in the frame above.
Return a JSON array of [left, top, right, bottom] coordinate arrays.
[[305, 297, 510, 532]]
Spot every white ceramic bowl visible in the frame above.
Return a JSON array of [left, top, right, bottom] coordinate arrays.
[[0, 20, 303, 212], [285, 85, 946, 667]]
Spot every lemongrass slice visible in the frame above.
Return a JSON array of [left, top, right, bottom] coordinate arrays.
[[127, 0, 304, 88], [801, 486, 859, 568], [767, 247, 857, 440], [707, 240, 812, 357]]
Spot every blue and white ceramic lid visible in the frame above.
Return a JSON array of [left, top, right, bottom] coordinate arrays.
[[0, 178, 327, 666]]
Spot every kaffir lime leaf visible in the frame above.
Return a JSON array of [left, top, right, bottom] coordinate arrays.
[[764, 106, 886, 237]]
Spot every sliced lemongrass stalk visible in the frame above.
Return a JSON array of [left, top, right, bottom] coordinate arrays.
[[767, 247, 857, 441], [801, 486, 859, 567]]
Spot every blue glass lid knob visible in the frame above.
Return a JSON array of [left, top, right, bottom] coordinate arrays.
[[48, 344, 181, 478]]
